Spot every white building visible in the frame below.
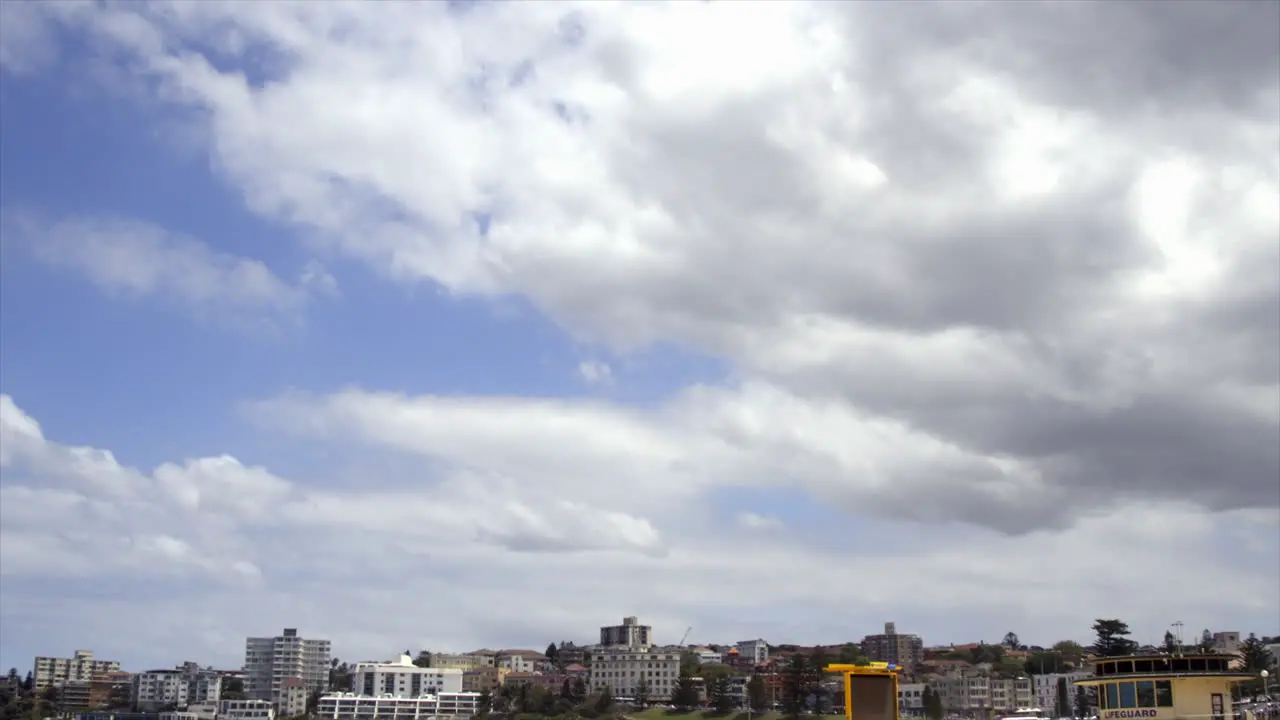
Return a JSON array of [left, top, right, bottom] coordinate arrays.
[[899, 683, 925, 716], [588, 646, 680, 700], [32, 651, 121, 690], [736, 640, 769, 666], [244, 628, 331, 701], [159, 703, 218, 720], [134, 667, 222, 710], [352, 655, 463, 697], [695, 648, 723, 665], [316, 692, 480, 719], [1034, 672, 1090, 714], [219, 699, 276, 720], [495, 652, 543, 674]]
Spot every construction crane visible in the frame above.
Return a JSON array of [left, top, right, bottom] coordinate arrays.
[[678, 627, 692, 647]]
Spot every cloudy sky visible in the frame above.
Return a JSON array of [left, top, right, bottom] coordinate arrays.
[[1, 0, 1278, 672]]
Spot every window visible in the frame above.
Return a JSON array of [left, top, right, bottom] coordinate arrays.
[[1155, 681, 1173, 707], [1119, 682, 1137, 709], [1137, 682, 1156, 708], [1106, 684, 1119, 710]]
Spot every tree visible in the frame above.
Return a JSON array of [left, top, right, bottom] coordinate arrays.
[[1162, 631, 1179, 653], [413, 651, 431, 668], [1197, 630, 1215, 653], [1004, 632, 1021, 650], [837, 644, 868, 665], [709, 676, 736, 714], [1052, 641, 1086, 665], [1074, 687, 1090, 719], [672, 673, 700, 711], [476, 688, 491, 717], [747, 675, 767, 712], [921, 687, 944, 720], [1024, 652, 1066, 675], [1240, 633, 1274, 672], [573, 677, 587, 700], [680, 651, 702, 677], [545, 643, 560, 666], [635, 676, 651, 707], [1091, 619, 1139, 658], [1056, 678, 1071, 718], [222, 677, 247, 701], [593, 685, 614, 713], [783, 654, 819, 718]]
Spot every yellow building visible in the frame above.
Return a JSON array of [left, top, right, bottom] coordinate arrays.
[[1073, 654, 1252, 720]]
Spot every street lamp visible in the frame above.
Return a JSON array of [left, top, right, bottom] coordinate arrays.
[[1260, 670, 1270, 699]]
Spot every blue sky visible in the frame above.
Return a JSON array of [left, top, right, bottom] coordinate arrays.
[[1, 0, 1277, 674]]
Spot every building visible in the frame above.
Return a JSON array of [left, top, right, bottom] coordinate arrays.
[[588, 646, 679, 699], [430, 653, 494, 671], [600, 617, 652, 649], [461, 667, 507, 693], [931, 675, 1030, 714], [158, 703, 217, 720], [352, 655, 463, 697], [276, 679, 307, 719], [861, 623, 924, 672], [134, 666, 222, 710], [495, 651, 548, 674], [556, 643, 588, 668], [1211, 632, 1241, 654], [243, 629, 331, 701], [34, 651, 121, 690], [898, 683, 925, 716], [693, 648, 723, 665], [1073, 652, 1253, 720], [218, 699, 275, 720], [315, 692, 480, 719], [1034, 672, 1091, 713], [736, 640, 769, 667]]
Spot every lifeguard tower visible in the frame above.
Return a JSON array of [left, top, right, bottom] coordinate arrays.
[[1073, 653, 1254, 720], [826, 662, 904, 720]]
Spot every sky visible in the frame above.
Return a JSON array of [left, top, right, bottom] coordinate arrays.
[[0, 0, 1278, 674]]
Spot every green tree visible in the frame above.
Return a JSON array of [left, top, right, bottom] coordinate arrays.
[[746, 676, 767, 712], [680, 651, 702, 677], [1197, 629, 1215, 653], [1003, 632, 1021, 650], [545, 643, 560, 666], [1052, 641, 1086, 665], [1056, 677, 1071, 718], [476, 688, 491, 717], [1091, 620, 1139, 658], [413, 651, 431, 668], [709, 676, 736, 713], [672, 673, 700, 711], [1162, 631, 1179, 653], [783, 655, 818, 718], [837, 644, 867, 665], [1240, 633, 1274, 671], [595, 686, 614, 713], [222, 677, 247, 700], [1074, 687, 1090, 719], [573, 677, 587, 700], [635, 676, 651, 707], [921, 687, 944, 720]]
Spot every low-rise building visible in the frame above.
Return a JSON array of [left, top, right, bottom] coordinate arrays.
[[495, 651, 548, 674], [736, 640, 770, 666], [315, 692, 480, 719], [158, 703, 217, 720], [276, 678, 307, 718], [898, 683, 925, 716], [1033, 672, 1090, 713], [352, 655, 463, 697], [218, 699, 275, 720], [430, 654, 494, 671], [461, 667, 507, 693], [134, 667, 222, 710]]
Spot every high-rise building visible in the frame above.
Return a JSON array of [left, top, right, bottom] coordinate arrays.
[[860, 622, 924, 670], [244, 628, 331, 702], [599, 616, 652, 648], [32, 651, 121, 690]]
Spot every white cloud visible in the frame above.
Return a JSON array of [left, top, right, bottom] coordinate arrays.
[[578, 360, 614, 387], [1, 0, 1277, 667], [737, 512, 783, 531]]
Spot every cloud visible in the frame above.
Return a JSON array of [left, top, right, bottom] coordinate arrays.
[[737, 512, 783, 532], [578, 360, 614, 387], [1, 0, 1278, 666], [5, 211, 334, 330]]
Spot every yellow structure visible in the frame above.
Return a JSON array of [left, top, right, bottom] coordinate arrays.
[[1073, 654, 1253, 720], [826, 662, 903, 720]]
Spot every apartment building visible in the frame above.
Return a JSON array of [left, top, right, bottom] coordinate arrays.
[[159, 702, 217, 720], [219, 699, 275, 720], [352, 655, 463, 697], [932, 675, 1034, 713], [898, 683, 925, 716], [496, 650, 549, 674], [1033, 672, 1090, 713], [600, 617, 652, 649], [316, 692, 480, 719], [861, 623, 924, 671], [134, 666, 222, 710], [588, 646, 679, 699], [33, 651, 121, 690], [736, 640, 770, 667], [461, 667, 507, 693], [276, 678, 308, 718], [243, 629, 330, 701], [1211, 632, 1242, 654], [430, 653, 494, 670], [694, 648, 723, 664]]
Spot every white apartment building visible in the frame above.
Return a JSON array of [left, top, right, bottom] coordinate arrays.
[[588, 646, 680, 699], [134, 667, 223, 710], [316, 692, 480, 719], [277, 678, 308, 718], [33, 651, 121, 690], [898, 683, 925, 716], [736, 640, 769, 666], [352, 655, 463, 697], [1034, 672, 1091, 713], [694, 648, 723, 664], [933, 675, 1034, 713], [495, 652, 543, 674], [159, 703, 218, 720], [219, 699, 276, 720], [244, 628, 331, 701]]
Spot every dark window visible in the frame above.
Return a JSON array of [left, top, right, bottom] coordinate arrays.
[[1137, 682, 1156, 708], [1119, 682, 1137, 708], [1099, 663, 1114, 676], [1172, 658, 1189, 672], [1191, 659, 1207, 672], [1106, 684, 1120, 710], [1117, 662, 1135, 674], [1134, 661, 1154, 673], [1153, 659, 1171, 673]]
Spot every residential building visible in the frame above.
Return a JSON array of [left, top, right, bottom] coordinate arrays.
[[495, 650, 548, 674], [736, 640, 769, 666], [158, 703, 217, 720], [218, 699, 275, 720], [556, 643, 588, 668], [243, 629, 331, 701], [588, 646, 679, 699], [430, 653, 494, 671], [1033, 672, 1090, 713], [34, 651, 121, 690], [461, 667, 507, 693], [693, 648, 723, 664], [861, 623, 924, 671], [898, 683, 925, 716], [315, 692, 480, 719], [134, 666, 222, 710], [276, 679, 307, 719], [352, 655, 463, 697], [1211, 632, 1241, 654], [600, 617, 652, 649]]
